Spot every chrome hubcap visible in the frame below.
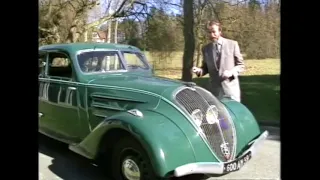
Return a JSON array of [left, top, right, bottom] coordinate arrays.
[[122, 158, 140, 180]]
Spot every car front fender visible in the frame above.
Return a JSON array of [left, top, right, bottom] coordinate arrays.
[[221, 98, 261, 155], [69, 109, 196, 177]]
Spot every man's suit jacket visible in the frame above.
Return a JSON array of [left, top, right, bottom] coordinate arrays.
[[200, 37, 245, 101]]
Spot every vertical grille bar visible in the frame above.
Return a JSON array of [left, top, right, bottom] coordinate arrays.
[[174, 87, 237, 162]]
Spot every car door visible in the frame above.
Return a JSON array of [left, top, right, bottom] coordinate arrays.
[[39, 49, 82, 143], [39, 50, 50, 129]]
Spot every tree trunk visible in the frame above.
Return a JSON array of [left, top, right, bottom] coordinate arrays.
[[114, 19, 118, 43], [66, 26, 78, 43], [84, 31, 88, 42], [182, 0, 195, 81], [196, 42, 202, 67], [107, 21, 112, 43]]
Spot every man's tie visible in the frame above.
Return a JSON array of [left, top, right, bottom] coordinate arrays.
[[214, 43, 220, 70], [215, 43, 220, 54]]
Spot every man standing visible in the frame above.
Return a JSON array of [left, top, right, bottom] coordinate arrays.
[[193, 21, 245, 102]]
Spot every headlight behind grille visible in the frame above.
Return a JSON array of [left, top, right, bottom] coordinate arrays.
[[191, 109, 203, 126]]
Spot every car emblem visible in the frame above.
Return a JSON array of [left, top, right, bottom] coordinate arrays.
[[220, 142, 231, 160]]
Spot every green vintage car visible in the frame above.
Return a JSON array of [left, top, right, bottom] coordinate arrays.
[[38, 42, 268, 180]]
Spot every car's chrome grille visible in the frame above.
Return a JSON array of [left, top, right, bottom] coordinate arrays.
[[174, 87, 236, 162]]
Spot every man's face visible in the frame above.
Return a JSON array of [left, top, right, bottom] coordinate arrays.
[[207, 25, 221, 42]]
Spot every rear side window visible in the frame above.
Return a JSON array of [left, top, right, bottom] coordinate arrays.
[[47, 52, 73, 80], [39, 52, 47, 77]]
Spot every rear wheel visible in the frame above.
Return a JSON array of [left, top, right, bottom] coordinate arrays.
[[111, 136, 161, 180]]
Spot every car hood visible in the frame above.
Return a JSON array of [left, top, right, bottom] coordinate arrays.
[[85, 73, 184, 96]]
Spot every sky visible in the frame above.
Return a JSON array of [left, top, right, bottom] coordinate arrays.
[[87, 0, 279, 24], [87, 0, 182, 24]]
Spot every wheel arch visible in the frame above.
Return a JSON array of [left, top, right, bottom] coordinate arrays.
[[69, 110, 196, 178], [95, 128, 134, 164]]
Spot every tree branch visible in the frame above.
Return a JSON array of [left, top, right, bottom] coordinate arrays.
[[163, 1, 182, 8], [206, 0, 221, 22], [67, 1, 77, 12], [122, 1, 150, 18], [85, 0, 137, 29], [221, 0, 249, 6], [39, 27, 53, 33]]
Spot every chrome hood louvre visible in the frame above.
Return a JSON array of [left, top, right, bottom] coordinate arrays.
[[89, 92, 149, 119], [90, 93, 147, 103]]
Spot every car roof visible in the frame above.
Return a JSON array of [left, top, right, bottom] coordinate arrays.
[[39, 42, 141, 53]]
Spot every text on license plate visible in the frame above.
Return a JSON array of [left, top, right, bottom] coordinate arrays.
[[223, 151, 252, 173]]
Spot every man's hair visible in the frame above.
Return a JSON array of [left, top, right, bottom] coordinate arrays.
[[207, 20, 222, 31]]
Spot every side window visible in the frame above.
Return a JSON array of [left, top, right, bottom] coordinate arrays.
[[101, 55, 122, 71], [78, 51, 125, 73], [47, 52, 73, 80], [39, 52, 47, 77]]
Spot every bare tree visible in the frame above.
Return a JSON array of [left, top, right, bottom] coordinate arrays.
[[182, 0, 195, 81], [39, 0, 150, 44], [39, 0, 99, 44], [114, 19, 119, 43]]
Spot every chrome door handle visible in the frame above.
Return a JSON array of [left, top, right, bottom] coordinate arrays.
[[68, 87, 77, 90]]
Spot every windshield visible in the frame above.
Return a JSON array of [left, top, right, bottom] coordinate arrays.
[[77, 50, 150, 74], [121, 51, 150, 71]]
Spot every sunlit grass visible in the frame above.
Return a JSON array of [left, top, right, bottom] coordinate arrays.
[[143, 51, 280, 123]]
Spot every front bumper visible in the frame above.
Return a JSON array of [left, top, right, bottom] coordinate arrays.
[[173, 130, 269, 177]]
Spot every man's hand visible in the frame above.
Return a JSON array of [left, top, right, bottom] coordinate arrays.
[[222, 70, 233, 80], [192, 67, 203, 77]]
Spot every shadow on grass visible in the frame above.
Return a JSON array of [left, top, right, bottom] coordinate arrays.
[[192, 74, 280, 122]]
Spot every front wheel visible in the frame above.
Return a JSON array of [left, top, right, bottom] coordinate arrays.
[[111, 136, 161, 180]]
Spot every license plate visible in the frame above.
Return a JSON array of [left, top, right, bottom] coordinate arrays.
[[223, 151, 252, 173]]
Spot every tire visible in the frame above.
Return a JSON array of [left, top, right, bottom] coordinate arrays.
[[111, 136, 161, 180]]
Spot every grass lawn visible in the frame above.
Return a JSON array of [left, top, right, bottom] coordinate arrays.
[[151, 57, 280, 124], [192, 74, 280, 124]]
